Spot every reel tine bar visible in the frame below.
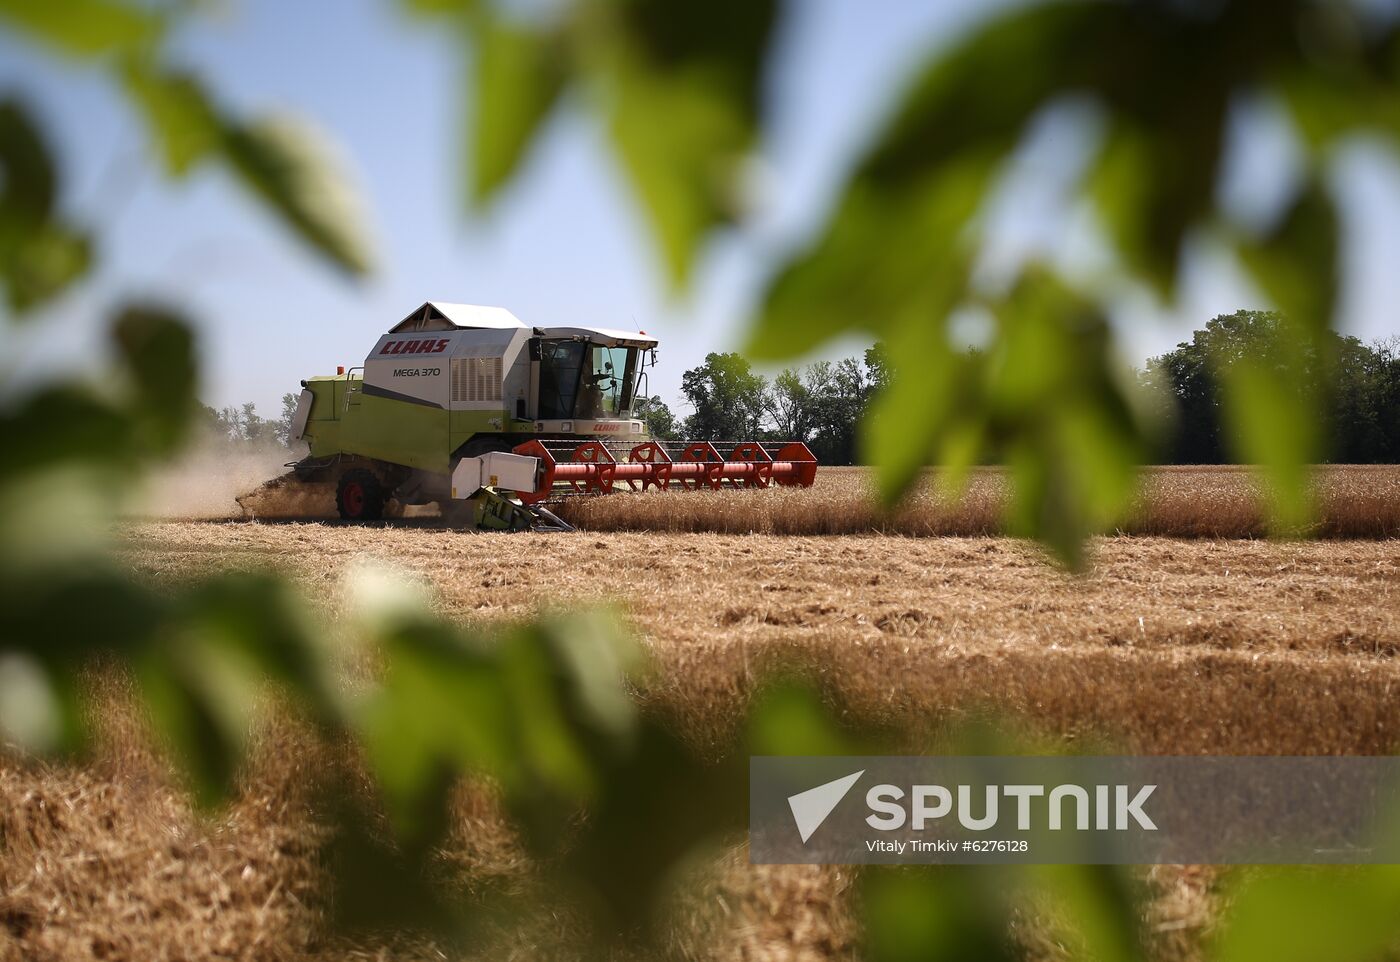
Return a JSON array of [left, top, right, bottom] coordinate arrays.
[[512, 439, 817, 504]]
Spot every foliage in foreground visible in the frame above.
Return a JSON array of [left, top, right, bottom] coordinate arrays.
[[2, 1, 1400, 960]]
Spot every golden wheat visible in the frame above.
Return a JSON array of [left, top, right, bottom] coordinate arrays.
[[5, 521, 1397, 961], [554, 465, 1400, 538]]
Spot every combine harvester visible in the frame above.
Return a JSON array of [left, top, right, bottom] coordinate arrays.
[[278, 302, 819, 530]]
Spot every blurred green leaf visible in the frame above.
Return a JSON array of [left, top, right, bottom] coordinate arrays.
[[1274, 7, 1400, 148], [0, 385, 133, 481], [354, 609, 637, 842], [0, 568, 166, 660], [1224, 182, 1338, 532], [0, 564, 341, 807], [0, 100, 92, 313], [498, 627, 599, 797], [460, 0, 775, 285], [533, 609, 639, 746], [320, 771, 468, 939], [1238, 180, 1339, 338], [861, 867, 1016, 962], [1215, 867, 1400, 962], [179, 573, 338, 726], [1030, 863, 1144, 962], [3, 221, 91, 312], [1090, 115, 1223, 295], [1219, 357, 1318, 532], [0, 103, 54, 228], [860, 270, 1142, 565], [0, 0, 158, 59], [594, 0, 776, 284], [549, 722, 745, 937], [8, 21, 376, 279], [858, 313, 969, 504], [0, 568, 166, 757], [989, 277, 1142, 566], [111, 305, 201, 456], [469, 12, 566, 203], [752, 0, 1205, 359], [356, 619, 512, 836], [223, 116, 374, 275], [747, 680, 859, 756], [750, 157, 989, 361], [136, 629, 260, 808], [1192, 311, 1323, 532], [400, 0, 475, 15], [121, 61, 223, 176]]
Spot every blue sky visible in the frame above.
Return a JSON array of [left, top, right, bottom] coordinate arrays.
[[2, 0, 1399, 419]]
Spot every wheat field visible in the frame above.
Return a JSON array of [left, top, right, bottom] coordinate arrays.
[[550, 465, 1400, 538], [231, 464, 1400, 539], [4, 467, 1399, 961]]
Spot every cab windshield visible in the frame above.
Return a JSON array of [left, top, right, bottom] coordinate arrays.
[[576, 344, 638, 419], [539, 340, 639, 420]]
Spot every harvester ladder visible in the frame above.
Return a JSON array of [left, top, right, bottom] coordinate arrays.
[[343, 366, 365, 413]]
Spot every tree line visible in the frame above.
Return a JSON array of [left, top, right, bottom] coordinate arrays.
[[1141, 311, 1400, 464], [638, 346, 889, 464], [644, 311, 1400, 465], [208, 311, 1400, 466], [199, 394, 302, 450]]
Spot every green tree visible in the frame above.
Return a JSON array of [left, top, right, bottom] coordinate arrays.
[[1146, 310, 1391, 465], [764, 367, 812, 441], [1365, 338, 1400, 462], [276, 390, 300, 447], [637, 393, 679, 440], [864, 342, 892, 395], [679, 352, 767, 440], [805, 358, 871, 465]]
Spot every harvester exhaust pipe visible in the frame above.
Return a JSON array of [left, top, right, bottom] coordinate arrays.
[[510, 439, 818, 505]]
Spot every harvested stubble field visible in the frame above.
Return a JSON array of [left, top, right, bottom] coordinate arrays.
[[5, 466, 1400, 962]]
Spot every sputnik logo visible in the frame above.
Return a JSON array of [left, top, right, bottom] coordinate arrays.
[[787, 770, 863, 843]]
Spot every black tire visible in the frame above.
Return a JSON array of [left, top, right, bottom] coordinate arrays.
[[336, 468, 387, 521]]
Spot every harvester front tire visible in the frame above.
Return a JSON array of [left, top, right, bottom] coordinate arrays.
[[337, 469, 387, 521]]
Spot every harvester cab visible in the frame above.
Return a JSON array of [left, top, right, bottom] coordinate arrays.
[[282, 301, 817, 528]]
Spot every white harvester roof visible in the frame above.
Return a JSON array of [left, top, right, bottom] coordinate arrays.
[[390, 301, 657, 348], [391, 302, 526, 332]]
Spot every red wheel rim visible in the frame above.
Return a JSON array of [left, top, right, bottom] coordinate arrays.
[[343, 481, 365, 516]]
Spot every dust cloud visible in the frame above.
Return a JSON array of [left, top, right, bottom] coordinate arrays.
[[131, 444, 334, 520]]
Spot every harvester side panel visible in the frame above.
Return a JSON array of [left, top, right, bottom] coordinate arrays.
[[300, 378, 453, 474], [364, 327, 531, 416], [448, 408, 514, 454], [300, 377, 343, 460]]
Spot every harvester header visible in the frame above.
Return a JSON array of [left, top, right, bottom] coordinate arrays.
[[511, 439, 818, 504], [279, 301, 818, 530]]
